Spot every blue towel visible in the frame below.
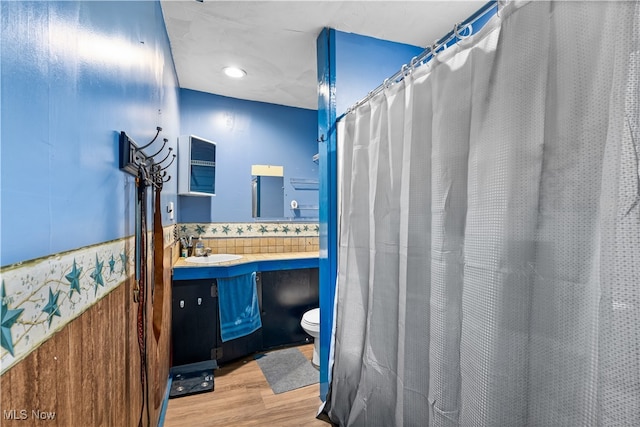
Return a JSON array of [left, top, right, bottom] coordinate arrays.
[[217, 272, 262, 342]]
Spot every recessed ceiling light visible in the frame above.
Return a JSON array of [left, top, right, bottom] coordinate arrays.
[[223, 66, 246, 79]]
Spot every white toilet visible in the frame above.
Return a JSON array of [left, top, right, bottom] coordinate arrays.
[[300, 308, 320, 368]]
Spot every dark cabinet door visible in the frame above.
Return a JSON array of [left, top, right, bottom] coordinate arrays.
[[171, 279, 217, 366], [261, 268, 319, 349], [215, 275, 263, 364]]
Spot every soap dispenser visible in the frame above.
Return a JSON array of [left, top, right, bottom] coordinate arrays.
[[195, 237, 205, 256]]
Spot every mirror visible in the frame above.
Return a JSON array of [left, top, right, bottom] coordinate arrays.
[[251, 165, 284, 218]]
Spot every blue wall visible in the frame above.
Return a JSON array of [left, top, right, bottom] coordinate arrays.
[[179, 89, 318, 223], [335, 32, 424, 115], [1, 1, 180, 266]]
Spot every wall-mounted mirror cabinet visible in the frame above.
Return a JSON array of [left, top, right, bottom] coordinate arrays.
[[178, 135, 216, 196]]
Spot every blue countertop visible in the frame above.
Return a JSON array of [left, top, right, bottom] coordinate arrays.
[[172, 251, 319, 281]]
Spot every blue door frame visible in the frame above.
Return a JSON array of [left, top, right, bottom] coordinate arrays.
[[316, 27, 338, 400]]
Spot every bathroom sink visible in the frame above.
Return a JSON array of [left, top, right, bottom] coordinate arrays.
[[184, 254, 243, 264]]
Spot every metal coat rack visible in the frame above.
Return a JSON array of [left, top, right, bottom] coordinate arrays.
[[118, 127, 174, 426], [119, 126, 175, 290], [119, 126, 175, 186]]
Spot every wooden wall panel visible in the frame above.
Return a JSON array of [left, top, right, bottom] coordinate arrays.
[[0, 242, 176, 427], [152, 244, 174, 410], [52, 326, 72, 425]]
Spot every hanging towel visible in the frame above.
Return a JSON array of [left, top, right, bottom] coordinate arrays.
[[217, 272, 262, 342]]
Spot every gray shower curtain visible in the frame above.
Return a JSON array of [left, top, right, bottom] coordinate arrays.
[[323, 1, 639, 426]]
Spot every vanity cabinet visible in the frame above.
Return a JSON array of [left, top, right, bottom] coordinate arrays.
[[171, 267, 319, 366], [171, 278, 262, 367], [178, 135, 216, 196]]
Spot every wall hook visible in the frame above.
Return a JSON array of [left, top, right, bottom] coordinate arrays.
[[147, 138, 168, 159], [158, 154, 176, 172], [155, 147, 174, 167], [135, 126, 163, 152], [119, 128, 173, 187], [158, 154, 176, 175]]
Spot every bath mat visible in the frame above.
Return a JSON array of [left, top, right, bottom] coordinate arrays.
[[255, 347, 319, 394]]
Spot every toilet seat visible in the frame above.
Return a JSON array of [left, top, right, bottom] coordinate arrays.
[[301, 308, 320, 332], [300, 308, 320, 368]]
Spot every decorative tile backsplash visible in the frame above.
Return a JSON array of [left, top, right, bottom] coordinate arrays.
[[202, 236, 319, 254], [178, 222, 320, 255], [178, 222, 319, 238]]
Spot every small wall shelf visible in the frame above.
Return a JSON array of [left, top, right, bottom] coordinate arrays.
[[179, 135, 216, 196], [191, 160, 216, 168], [290, 178, 319, 191]]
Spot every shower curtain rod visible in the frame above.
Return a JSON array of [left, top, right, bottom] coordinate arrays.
[[345, 0, 499, 115]]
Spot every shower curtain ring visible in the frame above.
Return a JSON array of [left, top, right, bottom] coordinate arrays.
[[497, 0, 506, 18], [431, 40, 440, 57], [454, 22, 473, 42], [410, 56, 418, 70], [401, 64, 410, 76], [454, 23, 463, 43]]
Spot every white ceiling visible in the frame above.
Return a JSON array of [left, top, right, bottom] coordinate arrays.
[[160, 1, 485, 110]]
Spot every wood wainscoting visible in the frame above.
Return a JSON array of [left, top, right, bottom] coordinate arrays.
[[0, 243, 176, 427]]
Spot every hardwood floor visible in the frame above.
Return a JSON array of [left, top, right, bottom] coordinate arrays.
[[164, 344, 329, 427]]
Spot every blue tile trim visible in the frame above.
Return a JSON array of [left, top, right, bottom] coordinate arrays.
[[173, 257, 319, 281]]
